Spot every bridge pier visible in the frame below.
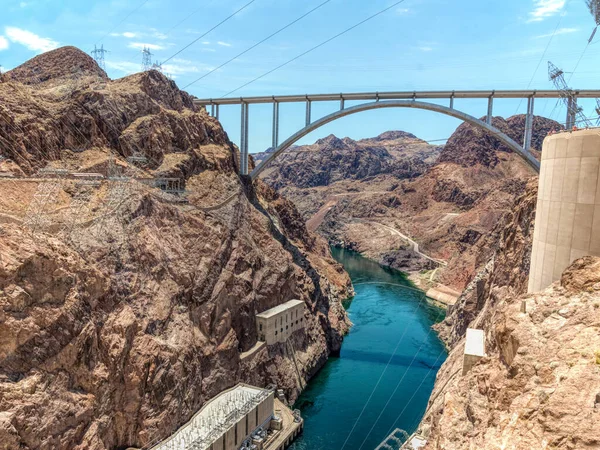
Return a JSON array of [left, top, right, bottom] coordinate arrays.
[[305, 98, 312, 126], [566, 96, 578, 129], [240, 102, 249, 175], [523, 96, 535, 152], [486, 94, 494, 125], [272, 101, 280, 149]]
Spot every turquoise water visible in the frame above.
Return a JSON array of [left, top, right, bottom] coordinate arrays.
[[289, 247, 447, 450]]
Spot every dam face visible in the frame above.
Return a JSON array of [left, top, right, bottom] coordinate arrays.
[[529, 129, 600, 293]]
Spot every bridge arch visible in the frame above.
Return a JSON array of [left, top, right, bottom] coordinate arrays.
[[250, 100, 540, 180]]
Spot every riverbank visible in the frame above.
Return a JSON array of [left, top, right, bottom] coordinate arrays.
[[330, 236, 461, 308], [289, 247, 447, 450]]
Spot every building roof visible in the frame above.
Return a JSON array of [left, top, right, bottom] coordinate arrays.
[[256, 299, 304, 319], [151, 383, 272, 450], [465, 328, 485, 357]]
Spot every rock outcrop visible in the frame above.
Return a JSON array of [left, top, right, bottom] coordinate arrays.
[[0, 47, 351, 450], [420, 183, 600, 449]]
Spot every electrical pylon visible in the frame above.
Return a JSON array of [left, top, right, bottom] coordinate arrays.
[[142, 47, 153, 71], [548, 61, 591, 128], [91, 44, 108, 71]]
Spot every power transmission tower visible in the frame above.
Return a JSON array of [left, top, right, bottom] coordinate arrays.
[[24, 169, 67, 235], [548, 61, 591, 128], [141, 47, 153, 71], [91, 44, 108, 71], [587, 0, 600, 42], [151, 60, 163, 72], [61, 181, 96, 241]]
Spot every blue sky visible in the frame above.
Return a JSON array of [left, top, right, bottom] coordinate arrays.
[[1, 0, 599, 152]]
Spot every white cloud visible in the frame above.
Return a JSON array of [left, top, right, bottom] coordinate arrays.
[[153, 32, 168, 40], [19, 2, 28, 7], [202, 41, 210, 45], [105, 58, 214, 79], [419, 46, 433, 51], [105, 60, 140, 75], [217, 41, 231, 47], [534, 27, 578, 38], [128, 42, 165, 51], [528, 0, 566, 22], [396, 8, 410, 14], [0, 36, 9, 51], [5, 27, 59, 52], [110, 31, 136, 38], [161, 62, 214, 76]]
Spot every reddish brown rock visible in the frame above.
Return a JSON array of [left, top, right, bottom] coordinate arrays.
[[0, 47, 351, 450]]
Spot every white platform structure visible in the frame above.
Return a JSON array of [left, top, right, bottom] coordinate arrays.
[[151, 384, 274, 450], [462, 328, 486, 375]]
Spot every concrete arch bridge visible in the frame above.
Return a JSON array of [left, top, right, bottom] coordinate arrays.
[[193, 90, 600, 178]]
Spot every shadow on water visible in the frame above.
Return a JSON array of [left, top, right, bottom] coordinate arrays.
[[289, 247, 448, 450]]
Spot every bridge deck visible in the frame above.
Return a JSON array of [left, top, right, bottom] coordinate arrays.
[[194, 89, 600, 105]]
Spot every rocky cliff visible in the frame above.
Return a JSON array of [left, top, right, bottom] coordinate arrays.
[[420, 181, 600, 449], [257, 116, 560, 291], [0, 47, 351, 450]]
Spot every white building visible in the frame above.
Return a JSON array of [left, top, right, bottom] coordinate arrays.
[[151, 384, 274, 450], [256, 300, 305, 345]]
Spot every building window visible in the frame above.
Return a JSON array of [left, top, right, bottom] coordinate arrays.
[[275, 331, 277, 335], [259, 324, 263, 331], [296, 320, 298, 325], [286, 325, 288, 330], [235, 423, 238, 444], [256, 408, 259, 425], [246, 415, 249, 436], [281, 328, 283, 332]]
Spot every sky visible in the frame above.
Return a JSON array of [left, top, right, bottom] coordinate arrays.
[[1, 0, 599, 153]]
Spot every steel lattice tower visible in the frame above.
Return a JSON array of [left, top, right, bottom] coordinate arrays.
[[141, 47, 153, 72], [91, 44, 108, 71], [548, 61, 591, 128]]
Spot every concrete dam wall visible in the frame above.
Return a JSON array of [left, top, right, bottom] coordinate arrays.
[[529, 128, 600, 293]]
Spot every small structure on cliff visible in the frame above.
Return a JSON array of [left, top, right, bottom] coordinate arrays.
[[256, 300, 305, 345], [462, 328, 485, 375]]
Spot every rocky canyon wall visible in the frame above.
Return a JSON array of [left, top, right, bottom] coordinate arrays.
[[0, 47, 351, 450], [421, 181, 600, 449]]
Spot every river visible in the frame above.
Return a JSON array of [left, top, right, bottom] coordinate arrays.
[[289, 247, 447, 450]]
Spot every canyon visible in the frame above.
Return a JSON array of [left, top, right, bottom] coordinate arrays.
[[256, 115, 559, 297], [1, 45, 598, 450]]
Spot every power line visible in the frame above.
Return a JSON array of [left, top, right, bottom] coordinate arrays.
[[358, 321, 446, 450], [182, 0, 333, 89], [377, 347, 447, 444], [513, 0, 572, 115], [219, 0, 407, 98], [162, 0, 258, 65], [339, 277, 427, 450], [567, 41, 591, 83], [95, 0, 151, 45]]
